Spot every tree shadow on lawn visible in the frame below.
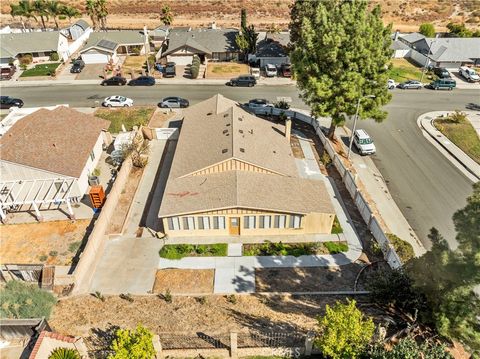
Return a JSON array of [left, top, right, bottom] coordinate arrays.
[[86, 324, 120, 359]]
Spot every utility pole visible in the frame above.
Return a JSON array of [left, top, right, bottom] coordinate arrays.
[[144, 25, 150, 75], [347, 94, 376, 160]]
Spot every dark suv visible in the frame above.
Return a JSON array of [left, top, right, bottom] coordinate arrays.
[[128, 76, 155, 86], [164, 63, 176, 78], [433, 67, 450, 78], [101, 76, 127, 86], [227, 75, 256, 87], [70, 60, 85, 73], [0, 96, 24, 109]]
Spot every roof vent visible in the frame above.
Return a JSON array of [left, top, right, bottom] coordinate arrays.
[[240, 148, 245, 153], [222, 149, 228, 154], [238, 117, 243, 121], [207, 112, 213, 116], [224, 114, 228, 118], [226, 123, 231, 127], [223, 129, 228, 134], [239, 129, 243, 134]]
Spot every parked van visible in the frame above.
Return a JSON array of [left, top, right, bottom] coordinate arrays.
[[353, 129, 376, 155], [250, 67, 260, 79], [429, 78, 456, 90]]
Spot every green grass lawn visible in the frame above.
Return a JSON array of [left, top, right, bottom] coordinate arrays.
[[331, 216, 343, 234], [95, 107, 155, 133], [387, 58, 432, 82], [243, 241, 348, 256], [387, 233, 415, 263], [159, 244, 228, 260], [20, 63, 60, 77], [434, 113, 480, 164]]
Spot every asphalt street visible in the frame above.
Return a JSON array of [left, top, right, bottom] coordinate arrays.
[[1, 84, 478, 248]]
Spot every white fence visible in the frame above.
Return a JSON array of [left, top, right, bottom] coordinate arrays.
[[257, 107, 403, 269]]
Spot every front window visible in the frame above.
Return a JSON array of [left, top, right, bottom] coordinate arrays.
[[359, 138, 373, 145], [167, 217, 180, 230], [244, 216, 256, 229]]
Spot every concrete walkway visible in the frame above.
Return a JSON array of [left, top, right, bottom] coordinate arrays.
[[418, 111, 480, 182]]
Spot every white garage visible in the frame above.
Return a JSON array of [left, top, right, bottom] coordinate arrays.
[[166, 55, 193, 65], [81, 49, 110, 64]]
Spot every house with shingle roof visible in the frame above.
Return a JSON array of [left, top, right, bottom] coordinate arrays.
[[0, 106, 110, 199], [251, 31, 290, 67], [160, 27, 240, 65], [79, 30, 146, 64], [158, 94, 335, 237]]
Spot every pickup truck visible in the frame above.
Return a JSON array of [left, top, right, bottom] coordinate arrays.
[[459, 66, 480, 82]]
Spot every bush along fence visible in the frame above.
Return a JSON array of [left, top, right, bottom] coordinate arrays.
[[155, 330, 316, 358], [254, 107, 402, 269]]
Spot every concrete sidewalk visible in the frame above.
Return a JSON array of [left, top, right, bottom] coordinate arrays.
[[418, 111, 480, 182], [334, 125, 426, 256]]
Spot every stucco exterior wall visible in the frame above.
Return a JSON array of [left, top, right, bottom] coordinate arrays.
[[57, 34, 70, 62], [77, 132, 105, 194]]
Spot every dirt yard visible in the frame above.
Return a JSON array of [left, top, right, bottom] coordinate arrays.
[[147, 109, 177, 128], [0, 219, 91, 265], [108, 166, 144, 234], [206, 62, 250, 79], [121, 55, 147, 77], [152, 269, 214, 294]]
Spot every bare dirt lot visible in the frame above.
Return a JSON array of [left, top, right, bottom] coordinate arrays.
[[1, 1, 478, 33], [152, 269, 215, 294], [0, 219, 91, 265], [147, 109, 177, 128]]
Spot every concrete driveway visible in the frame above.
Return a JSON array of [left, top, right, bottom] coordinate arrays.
[[76, 63, 105, 81], [448, 69, 480, 90]]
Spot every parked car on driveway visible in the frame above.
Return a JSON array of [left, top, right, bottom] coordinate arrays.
[[428, 78, 456, 90], [264, 63, 277, 77], [433, 67, 451, 79], [459, 66, 480, 82], [0, 66, 16, 80], [387, 79, 396, 89], [101, 76, 127, 86], [280, 63, 291, 77], [0, 96, 23, 109], [70, 60, 85, 73], [398, 80, 422, 89], [227, 75, 256, 87], [250, 67, 260, 80], [102, 96, 133, 107], [158, 97, 189, 108], [247, 98, 272, 110], [128, 76, 155, 86], [164, 63, 176, 78], [353, 129, 376, 155]]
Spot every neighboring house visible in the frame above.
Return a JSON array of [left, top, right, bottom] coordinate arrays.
[[390, 39, 411, 58], [161, 27, 240, 65], [398, 32, 426, 47], [0, 106, 110, 218], [158, 94, 335, 237], [0, 318, 50, 359], [80, 30, 146, 64], [0, 31, 69, 68], [251, 31, 290, 67], [62, 19, 91, 40], [150, 25, 169, 45], [28, 330, 88, 359]]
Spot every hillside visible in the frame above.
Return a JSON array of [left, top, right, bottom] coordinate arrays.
[[1, 0, 479, 32]]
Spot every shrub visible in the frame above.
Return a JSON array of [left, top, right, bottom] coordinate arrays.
[[387, 233, 415, 262], [331, 216, 343, 234], [447, 110, 467, 124], [92, 291, 105, 302], [49, 52, 59, 61], [275, 100, 291, 109], [19, 54, 33, 65], [196, 296, 207, 305], [108, 325, 155, 359], [160, 289, 172, 303], [0, 281, 56, 319], [120, 293, 134, 303], [48, 347, 81, 359], [49, 251, 58, 257], [226, 294, 237, 304], [68, 241, 81, 253]]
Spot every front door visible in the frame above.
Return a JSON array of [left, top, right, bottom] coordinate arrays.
[[229, 217, 240, 235]]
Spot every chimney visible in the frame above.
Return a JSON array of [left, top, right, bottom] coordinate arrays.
[[210, 21, 217, 30], [285, 117, 292, 141], [394, 30, 399, 41]]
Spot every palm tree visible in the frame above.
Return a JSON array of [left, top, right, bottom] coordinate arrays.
[[96, 0, 108, 30], [10, 0, 36, 31], [85, 0, 97, 30], [46, 0, 61, 29], [48, 347, 80, 359], [59, 5, 81, 25], [160, 5, 173, 26], [32, 0, 49, 30]]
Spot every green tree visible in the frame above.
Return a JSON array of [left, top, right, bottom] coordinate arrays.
[[366, 336, 452, 359], [45, 0, 61, 29], [290, 0, 392, 139], [10, 0, 37, 30], [0, 281, 57, 319], [96, 0, 108, 30], [235, 33, 249, 59], [315, 299, 374, 359], [446, 22, 473, 37], [160, 5, 173, 26], [419, 23, 435, 37], [59, 5, 81, 24], [85, 0, 97, 30], [32, 0, 49, 29], [48, 347, 81, 359], [108, 325, 155, 359], [240, 8, 247, 31]]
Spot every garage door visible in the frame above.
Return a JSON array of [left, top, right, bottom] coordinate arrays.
[[167, 55, 192, 65], [81, 52, 109, 64]]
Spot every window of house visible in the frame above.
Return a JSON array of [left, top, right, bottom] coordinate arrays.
[[259, 215, 271, 229], [289, 215, 302, 229], [182, 216, 195, 230], [198, 216, 210, 230], [167, 217, 180, 230], [213, 216, 226, 229], [274, 215, 286, 229], [244, 216, 256, 229]]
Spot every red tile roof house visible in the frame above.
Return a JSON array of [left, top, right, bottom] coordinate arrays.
[[28, 331, 88, 359], [0, 107, 110, 220]]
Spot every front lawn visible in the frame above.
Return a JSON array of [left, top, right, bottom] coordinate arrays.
[[20, 62, 60, 77], [434, 112, 480, 164], [95, 107, 155, 133], [121, 55, 148, 76], [387, 58, 431, 82], [206, 62, 249, 79], [331, 216, 343, 234], [159, 244, 228, 259], [243, 241, 348, 257]]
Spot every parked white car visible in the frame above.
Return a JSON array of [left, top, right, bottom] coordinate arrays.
[[353, 129, 376, 155], [250, 67, 260, 80], [264, 63, 277, 77], [247, 98, 273, 110], [459, 66, 480, 82], [387, 79, 396, 89], [102, 96, 133, 107]]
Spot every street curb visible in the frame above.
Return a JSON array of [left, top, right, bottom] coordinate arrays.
[[418, 112, 480, 181]]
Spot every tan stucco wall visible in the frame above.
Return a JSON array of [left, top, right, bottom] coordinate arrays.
[[161, 209, 334, 238]]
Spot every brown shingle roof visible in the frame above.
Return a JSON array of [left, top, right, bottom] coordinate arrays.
[[159, 95, 334, 217], [0, 107, 109, 178]]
